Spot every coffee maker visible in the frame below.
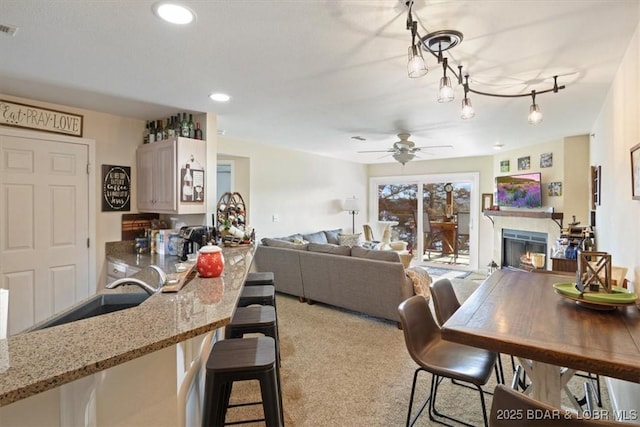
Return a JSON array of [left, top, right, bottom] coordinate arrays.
[[178, 226, 212, 261]]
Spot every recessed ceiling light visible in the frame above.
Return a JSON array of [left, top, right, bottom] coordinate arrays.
[[209, 93, 231, 102], [152, 2, 196, 25]]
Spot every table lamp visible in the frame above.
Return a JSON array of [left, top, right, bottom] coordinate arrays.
[[343, 197, 360, 234]]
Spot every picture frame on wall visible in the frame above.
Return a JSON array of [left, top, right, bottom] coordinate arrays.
[[632, 143, 640, 200], [481, 193, 493, 211], [540, 152, 553, 168], [500, 160, 509, 172], [547, 181, 562, 197], [517, 156, 530, 170]]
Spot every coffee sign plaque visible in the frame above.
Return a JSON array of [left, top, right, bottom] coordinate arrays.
[[0, 99, 84, 137], [102, 165, 131, 212]]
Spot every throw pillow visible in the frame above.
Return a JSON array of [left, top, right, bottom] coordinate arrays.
[[350, 245, 400, 262], [338, 233, 361, 247], [302, 231, 329, 244], [323, 228, 342, 245], [406, 267, 432, 298], [307, 242, 351, 256]]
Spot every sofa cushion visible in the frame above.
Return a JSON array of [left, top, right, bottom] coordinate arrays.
[[338, 233, 361, 247], [406, 267, 432, 298], [307, 242, 351, 256], [261, 238, 309, 250], [323, 228, 342, 245], [282, 233, 305, 243], [302, 231, 328, 244], [350, 246, 400, 263]]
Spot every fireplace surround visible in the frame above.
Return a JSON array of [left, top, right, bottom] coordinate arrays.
[[502, 229, 547, 270]]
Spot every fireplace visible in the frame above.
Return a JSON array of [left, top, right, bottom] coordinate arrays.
[[502, 229, 548, 270]]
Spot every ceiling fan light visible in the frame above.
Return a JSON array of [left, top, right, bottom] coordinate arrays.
[[438, 76, 454, 103], [461, 97, 475, 119], [408, 46, 428, 78], [528, 103, 542, 124], [393, 151, 415, 165]]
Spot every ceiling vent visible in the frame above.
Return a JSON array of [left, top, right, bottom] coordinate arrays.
[[0, 24, 18, 36]]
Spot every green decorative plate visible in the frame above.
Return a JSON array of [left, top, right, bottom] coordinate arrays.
[[553, 282, 638, 308]]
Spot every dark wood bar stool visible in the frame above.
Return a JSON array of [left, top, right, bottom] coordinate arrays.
[[245, 272, 275, 286], [237, 284, 276, 308], [225, 305, 280, 366], [202, 336, 283, 427]]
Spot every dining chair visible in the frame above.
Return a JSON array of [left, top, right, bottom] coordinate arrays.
[[423, 211, 443, 260], [398, 295, 496, 427], [429, 278, 507, 386], [490, 382, 631, 426]]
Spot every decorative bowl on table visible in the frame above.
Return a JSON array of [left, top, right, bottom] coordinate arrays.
[[553, 282, 638, 310]]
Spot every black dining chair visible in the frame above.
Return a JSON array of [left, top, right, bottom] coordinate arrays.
[[398, 295, 496, 427], [423, 211, 443, 260]]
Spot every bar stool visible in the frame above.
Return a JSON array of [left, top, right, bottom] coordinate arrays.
[[245, 272, 275, 287], [225, 305, 280, 365], [202, 336, 283, 427], [237, 284, 276, 308]]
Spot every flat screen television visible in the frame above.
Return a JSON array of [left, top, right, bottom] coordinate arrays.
[[496, 173, 542, 208]]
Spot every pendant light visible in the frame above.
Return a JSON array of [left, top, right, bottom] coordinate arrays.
[[438, 58, 454, 103], [528, 90, 543, 124], [461, 75, 475, 119]]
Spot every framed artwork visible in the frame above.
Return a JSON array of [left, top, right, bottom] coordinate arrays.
[[632, 143, 640, 200], [591, 165, 601, 208], [540, 152, 553, 168], [481, 193, 494, 211], [517, 156, 530, 170], [101, 165, 131, 211], [500, 160, 509, 172], [547, 181, 562, 197]]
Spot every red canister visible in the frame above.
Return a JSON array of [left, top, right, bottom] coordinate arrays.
[[196, 245, 224, 278]]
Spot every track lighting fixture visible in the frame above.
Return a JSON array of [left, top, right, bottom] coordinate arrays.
[[405, 0, 564, 122], [527, 90, 543, 124]]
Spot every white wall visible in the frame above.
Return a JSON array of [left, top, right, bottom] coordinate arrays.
[[590, 14, 640, 416], [218, 137, 368, 239]]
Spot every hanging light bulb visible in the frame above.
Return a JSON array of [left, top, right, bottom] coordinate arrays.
[[437, 58, 454, 103], [461, 75, 475, 119], [408, 45, 428, 78], [528, 90, 542, 124]]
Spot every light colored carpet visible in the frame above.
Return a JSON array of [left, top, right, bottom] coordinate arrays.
[[224, 279, 610, 426]]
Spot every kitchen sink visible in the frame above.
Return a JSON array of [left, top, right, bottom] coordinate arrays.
[[30, 292, 150, 331]]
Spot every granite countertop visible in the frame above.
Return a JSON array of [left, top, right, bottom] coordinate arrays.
[[0, 244, 254, 407]]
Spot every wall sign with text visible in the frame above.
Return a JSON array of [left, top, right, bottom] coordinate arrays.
[[102, 165, 131, 212], [0, 99, 84, 137]]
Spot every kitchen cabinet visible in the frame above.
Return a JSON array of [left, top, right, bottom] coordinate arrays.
[[106, 260, 140, 286], [137, 137, 206, 214]]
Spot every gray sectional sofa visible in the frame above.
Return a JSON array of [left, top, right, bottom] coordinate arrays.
[[252, 230, 415, 322]]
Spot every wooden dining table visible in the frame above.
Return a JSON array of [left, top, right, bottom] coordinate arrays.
[[441, 269, 640, 408]]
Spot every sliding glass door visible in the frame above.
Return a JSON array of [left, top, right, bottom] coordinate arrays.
[[370, 173, 479, 270]]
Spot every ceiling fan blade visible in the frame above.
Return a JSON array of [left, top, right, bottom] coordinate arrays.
[[414, 145, 454, 150], [357, 149, 394, 153]]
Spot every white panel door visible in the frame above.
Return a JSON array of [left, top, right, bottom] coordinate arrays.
[[0, 133, 90, 334]]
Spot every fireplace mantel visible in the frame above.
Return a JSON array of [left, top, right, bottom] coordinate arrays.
[[483, 210, 564, 228]]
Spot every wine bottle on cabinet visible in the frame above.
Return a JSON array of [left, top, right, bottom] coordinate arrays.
[[174, 115, 181, 136], [143, 121, 150, 144], [155, 120, 163, 142], [148, 120, 156, 143], [188, 114, 195, 139], [194, 122, 203, 140], [181, 113, 190, 137]]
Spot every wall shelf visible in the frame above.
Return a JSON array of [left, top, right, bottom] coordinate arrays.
[[483, 210, 564, 228]]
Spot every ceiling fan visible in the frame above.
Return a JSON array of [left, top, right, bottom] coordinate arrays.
[[357, 133, 453, 165]]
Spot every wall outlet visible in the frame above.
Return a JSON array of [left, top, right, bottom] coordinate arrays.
[[272, 214, 279, 222]]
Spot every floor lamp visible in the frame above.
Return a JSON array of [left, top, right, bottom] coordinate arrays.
[[343, 197, 360, 234]]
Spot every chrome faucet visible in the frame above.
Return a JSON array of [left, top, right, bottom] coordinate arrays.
[[106, 265, 167, 295]]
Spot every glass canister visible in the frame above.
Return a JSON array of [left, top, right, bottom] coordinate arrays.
[[196, 245, 224, 278]]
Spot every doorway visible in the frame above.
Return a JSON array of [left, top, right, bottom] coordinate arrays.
[[370, 172, 479, 270]]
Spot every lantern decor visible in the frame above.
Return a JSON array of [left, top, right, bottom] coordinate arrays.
[[575, 251, 612, 294]]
